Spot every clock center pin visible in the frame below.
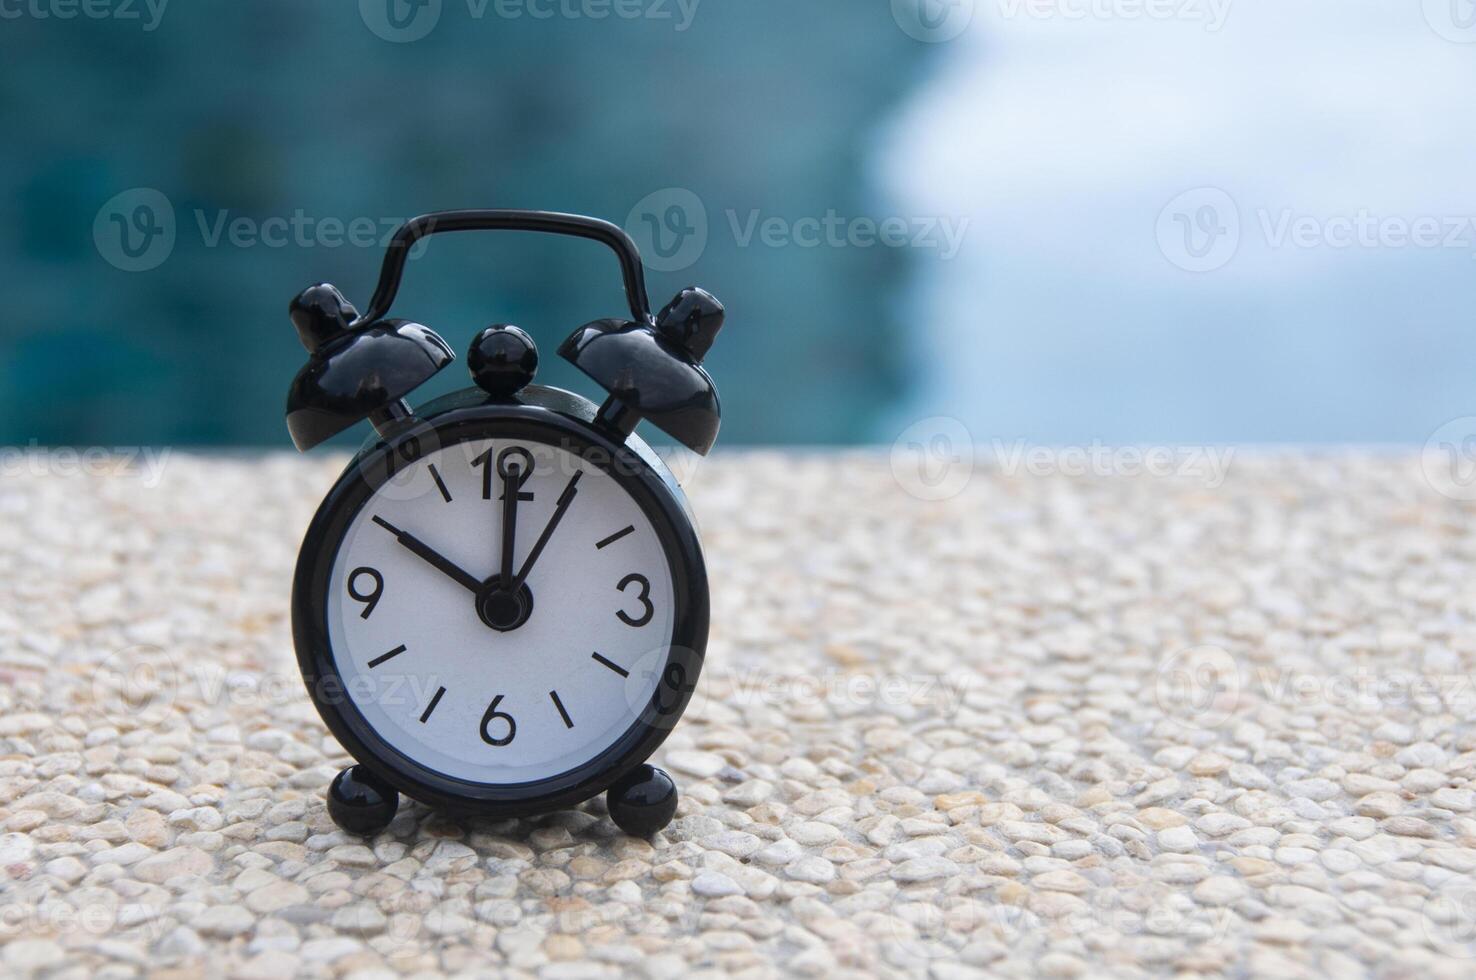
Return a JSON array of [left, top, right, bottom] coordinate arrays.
[[477, 578, 535, 632]]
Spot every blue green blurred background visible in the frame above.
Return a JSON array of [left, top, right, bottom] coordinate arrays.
[[4, 1, 1476, 448], [3, 0, 924, 447]]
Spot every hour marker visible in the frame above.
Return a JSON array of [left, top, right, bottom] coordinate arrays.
[[591, 652, 629, 677], [549, 690, 574, 729], [419, 686, 446, 723], [368, 644, 407, 669], [428, 464, 452, 502], [596, 525, 635, 550]]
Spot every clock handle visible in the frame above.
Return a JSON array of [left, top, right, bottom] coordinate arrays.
[[353, 210, 654, 329]]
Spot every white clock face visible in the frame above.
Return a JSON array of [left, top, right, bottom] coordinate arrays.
[[325, 433, 676, 785]]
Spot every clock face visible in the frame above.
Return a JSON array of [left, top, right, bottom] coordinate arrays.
[[317, 420, 684, 787]]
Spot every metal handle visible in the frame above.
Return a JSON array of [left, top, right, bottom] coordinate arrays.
[[353, 210, 652, 328]]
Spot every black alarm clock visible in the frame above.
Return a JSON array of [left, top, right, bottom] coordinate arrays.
[[283, 210, 723, 838]]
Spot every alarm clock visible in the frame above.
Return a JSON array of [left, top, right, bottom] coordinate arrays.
[[283, 210, 723, 837]]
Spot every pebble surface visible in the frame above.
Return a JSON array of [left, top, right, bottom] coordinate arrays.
[[3, 451, 1476, 977]]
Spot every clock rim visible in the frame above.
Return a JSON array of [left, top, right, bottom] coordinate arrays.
[[292, 400, 709, 819]]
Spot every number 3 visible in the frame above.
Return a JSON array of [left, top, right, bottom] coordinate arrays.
[[616, 573, 653, 627]]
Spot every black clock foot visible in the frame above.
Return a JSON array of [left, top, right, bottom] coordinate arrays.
[[606, 765, 678, 837], [328, 765, 399, 836]]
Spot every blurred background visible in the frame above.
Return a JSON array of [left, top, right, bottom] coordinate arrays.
[[2, 0, 1474, 449]]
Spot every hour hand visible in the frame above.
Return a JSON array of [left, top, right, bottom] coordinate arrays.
[[372, 516, 482, 594]]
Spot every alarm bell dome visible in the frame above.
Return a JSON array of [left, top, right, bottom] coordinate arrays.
[[559, 287, 724, 456], [285, 284, 453, 450], [559, 326, 718, 456]]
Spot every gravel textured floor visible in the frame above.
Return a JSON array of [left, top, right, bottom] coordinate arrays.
[[3, 450, 1476, 978]]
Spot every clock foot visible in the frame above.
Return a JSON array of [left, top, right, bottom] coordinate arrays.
[[328, 765, 399, 836], [606, 764, 678, 837]]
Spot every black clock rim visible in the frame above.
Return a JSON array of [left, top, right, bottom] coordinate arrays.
[[291, 403, 709, 820]]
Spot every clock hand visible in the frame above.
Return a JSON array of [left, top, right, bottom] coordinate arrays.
[[372, 516, 483, 594], [499, 463, 519, 585], [508, 471, 582, 592]]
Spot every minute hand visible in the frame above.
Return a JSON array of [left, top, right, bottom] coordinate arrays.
[[499, 466, 519, 585], [509, 472, 582, 592]]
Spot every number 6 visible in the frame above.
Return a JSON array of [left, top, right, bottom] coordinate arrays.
[[480, 695, 516, 746]]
